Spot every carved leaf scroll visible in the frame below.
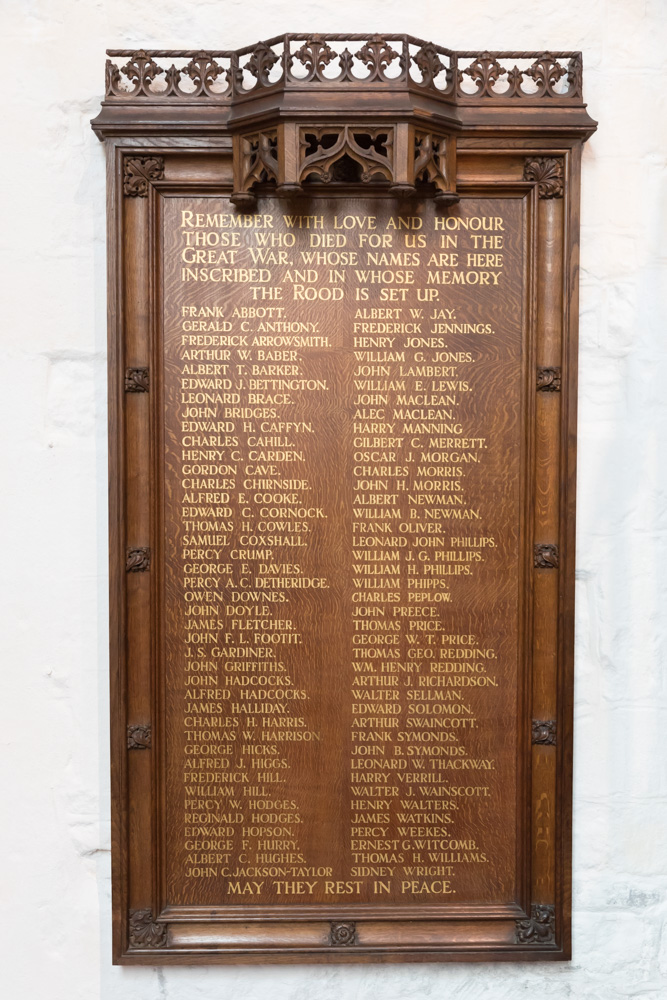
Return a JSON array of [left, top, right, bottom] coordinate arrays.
[[566, 54, 583, 99], [524, 157, 564, 199], [158, 52, 232, 98], [183, 51, 225, 96], [534, 544, 559, 569], [524, 53, 567, 97], [462, 52, 504, 97], [515, 904, 556, 945], [532, 720, 557, 746], [105, 59, 123, 96], [245, 42, 279, 86], [292, 35, 337, 81], [127, 724, 152, 749], [123, 156, 164, 197], [537, 367, 562, 391], [119, 50, 161, 96], [354, 36, 402, 82], [413, 43, 446, 88], [337, 48, 356, 82], [129, 909, 167, 948], [126, 547, 151, 572], [125, 367, 149, 392], [162, 64, 182, 96], [504, 65, 525, 97]]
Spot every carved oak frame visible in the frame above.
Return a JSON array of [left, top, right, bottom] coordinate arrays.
[[93, 34, 596, 964]]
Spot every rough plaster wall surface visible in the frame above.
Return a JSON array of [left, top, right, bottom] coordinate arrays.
[[1, 0, 666, 997]]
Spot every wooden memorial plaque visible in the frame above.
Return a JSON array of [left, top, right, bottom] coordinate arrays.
[[92, 35, 596, 963]]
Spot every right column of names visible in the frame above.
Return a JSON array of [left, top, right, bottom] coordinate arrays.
[[344, 199, 522, 903]]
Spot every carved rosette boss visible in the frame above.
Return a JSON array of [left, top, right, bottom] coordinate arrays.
[[329, 921, 357, 946]]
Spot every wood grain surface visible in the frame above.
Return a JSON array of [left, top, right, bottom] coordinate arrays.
[[158, 195, 524, 910], [95, 40, 594, 954]]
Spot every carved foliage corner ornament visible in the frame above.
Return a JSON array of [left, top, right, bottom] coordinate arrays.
[[515, 904, 556, 946], [524, 157, 564, 199], [128, 909, 167, 949], [127, 724, 151, 749], [534, 543, 559, 569], [537, 366, 561, 392], [532, 720, 557, 746], [123, 156, 165, 197], [330, 921, 357, 946], [125, 367, 149, 392], [126, 547, 151, 572]]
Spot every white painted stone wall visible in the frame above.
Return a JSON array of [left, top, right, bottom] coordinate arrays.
[[1, 0, 665, 996]]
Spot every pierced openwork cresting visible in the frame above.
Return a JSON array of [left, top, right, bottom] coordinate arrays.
[[103, 37, 583, 102], [101, 38, 585, 210]]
